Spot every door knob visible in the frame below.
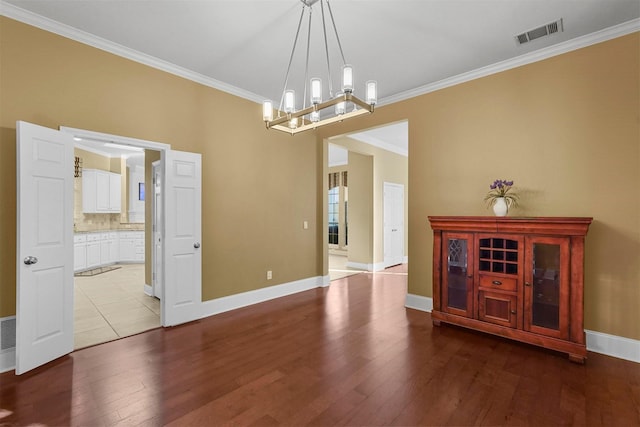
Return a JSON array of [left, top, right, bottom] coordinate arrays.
[[194, 242, 201, 249], [23, 256, 38, 265]]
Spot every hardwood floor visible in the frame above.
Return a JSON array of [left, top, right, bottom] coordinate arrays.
[[1, 264, 639, 426]]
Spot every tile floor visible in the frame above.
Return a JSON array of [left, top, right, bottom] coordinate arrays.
[[74, 263, 160, 350], [74, 255, 363, 349], [328, 253, 366, 281]]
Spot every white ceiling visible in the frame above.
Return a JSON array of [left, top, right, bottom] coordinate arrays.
[[3, 0, 639, 154]]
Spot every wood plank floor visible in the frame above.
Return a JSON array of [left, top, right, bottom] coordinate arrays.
[[1, 264, 639, 426]]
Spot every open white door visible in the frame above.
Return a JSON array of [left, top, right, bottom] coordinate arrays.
[[162, 150, 202, 326], [383, 182, 404, 268], [16, 121, 74, 374]]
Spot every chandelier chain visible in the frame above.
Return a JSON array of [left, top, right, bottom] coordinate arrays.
[[319, 0, 333, 98], [303, 6, 313, 112], [279, 5, 307, 116], [326, 0, 347, 66]]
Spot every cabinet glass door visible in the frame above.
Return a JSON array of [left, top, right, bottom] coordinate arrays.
[[525, 237, 569, 339], [443, 233, 473, 317]]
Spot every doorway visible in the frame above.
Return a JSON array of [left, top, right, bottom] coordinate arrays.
[[71, 137, 161, 349]]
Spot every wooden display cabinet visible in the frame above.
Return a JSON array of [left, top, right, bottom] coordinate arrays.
[[429, 216, 592, 363]]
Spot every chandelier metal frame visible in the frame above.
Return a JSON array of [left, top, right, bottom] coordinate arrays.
[[262, 0, 377, 135]]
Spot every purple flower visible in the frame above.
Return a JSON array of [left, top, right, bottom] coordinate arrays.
[[485, 179, 519, 208]]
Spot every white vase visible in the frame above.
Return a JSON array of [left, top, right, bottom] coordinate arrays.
[[492, 197, 508, 216]]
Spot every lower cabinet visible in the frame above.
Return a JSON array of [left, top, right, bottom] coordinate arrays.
[[85, 235, 101, 269], [429, 216, 592, 363], [74, 230, 143, 272], [119, 232, 145, 262], [74, 234, 87, 271]]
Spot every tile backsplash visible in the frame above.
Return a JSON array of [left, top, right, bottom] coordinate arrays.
[[74, 176, 144, 232]]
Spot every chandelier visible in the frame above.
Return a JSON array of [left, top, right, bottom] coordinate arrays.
[[262, 0, 377, 135]]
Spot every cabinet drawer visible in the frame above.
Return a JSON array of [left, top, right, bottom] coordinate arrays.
[[479, 275, 517, 292], [86, 233, 101, 242], [74, 234, 87, 243]]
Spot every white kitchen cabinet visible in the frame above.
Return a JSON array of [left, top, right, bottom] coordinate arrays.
[[108, 232, 119, 263], [82, 169, 121, 213], [85, 233, 101, 268], [119, 231, 145, 262], [74, 234, 87, 271], [75, 230, 142, 272]]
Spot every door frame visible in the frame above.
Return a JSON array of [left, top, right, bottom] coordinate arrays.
[[151, 160, 163, 299], [60, 126, 172, 318]]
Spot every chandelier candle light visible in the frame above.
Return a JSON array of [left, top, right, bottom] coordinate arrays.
[[262, 0, 377, 135]]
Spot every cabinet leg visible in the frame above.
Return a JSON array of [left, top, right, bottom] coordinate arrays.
[[568, 353, 586, 364], [432, 319, 441, 327]]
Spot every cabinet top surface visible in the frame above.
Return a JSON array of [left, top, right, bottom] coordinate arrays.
[[428, 216, 592, 235], [428, 216, 593, 223]]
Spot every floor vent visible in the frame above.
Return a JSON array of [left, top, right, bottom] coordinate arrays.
[[515, 18, 563, 45], [1, 317, 16, 351]]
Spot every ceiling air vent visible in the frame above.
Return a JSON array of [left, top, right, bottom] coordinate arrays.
[[515, 18, 563, 45]]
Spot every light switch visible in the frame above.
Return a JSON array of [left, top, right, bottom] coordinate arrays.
[[303, 221, 309, 229]]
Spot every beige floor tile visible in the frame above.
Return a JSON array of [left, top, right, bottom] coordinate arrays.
[[328, 254, 365, 281], [74, 263, 160, 350], [111, 317, 161, 337], [95, 298, 147, 314], [102, 306, 158, 326], [137, 295, 161, 315], [74, 325, 119, 349], [75, 314, 110, 333]]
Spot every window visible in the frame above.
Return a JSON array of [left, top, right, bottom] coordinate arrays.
[[328, 186, 339, 245]]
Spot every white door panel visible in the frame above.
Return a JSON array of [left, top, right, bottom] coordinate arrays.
[[162, 150, 202, 326], [383, 182, 405, 268], [17, 121, 74, 375]]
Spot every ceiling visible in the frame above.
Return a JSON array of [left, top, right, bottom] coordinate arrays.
[[3, 0, 639, 154]]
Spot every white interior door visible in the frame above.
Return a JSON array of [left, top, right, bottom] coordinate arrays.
[[152, 160, 163, 299], [16, 121, 74, 375], [162, 150, 202, 326], [383, 182, 404, 268]]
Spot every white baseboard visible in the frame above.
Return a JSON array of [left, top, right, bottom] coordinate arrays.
[[322, 275, 330, 287], [405, 293, 433, 312], [0, 315, 16, 373], [201, 275, 326, 318], [403, 294, 639, 363], [586, 329, 640, 363], [144, 284, 153, 296], [346, 261, 386, 272], [0, 348, 16, 374]]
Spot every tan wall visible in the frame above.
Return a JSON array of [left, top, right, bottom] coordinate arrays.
[[347, 152, 373, 264], [316, 33, 640, 341], [0, 17, 318, 316]]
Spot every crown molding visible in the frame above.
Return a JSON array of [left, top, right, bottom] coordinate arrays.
[[379, 18, 640, 107], [2, 1, 637, 108], [0, 1, 265, 103]]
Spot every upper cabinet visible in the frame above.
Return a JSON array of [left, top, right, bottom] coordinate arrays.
[[82, 169, 121, 213]]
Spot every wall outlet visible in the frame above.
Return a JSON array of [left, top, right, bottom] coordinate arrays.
[[267, 270, 272, 280], [303, 221, 308, 229]]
